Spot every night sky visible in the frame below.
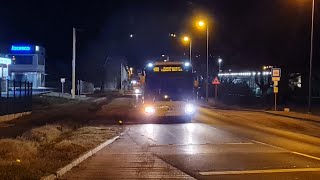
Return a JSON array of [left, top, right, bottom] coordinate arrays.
[[0, 0, 319, 82]]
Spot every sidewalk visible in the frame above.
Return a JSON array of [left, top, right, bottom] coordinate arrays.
[[198, 100, 320, 123], [265, 111, 320, 123], [42, 92, 92, 101], [62, 132, 194, 179]]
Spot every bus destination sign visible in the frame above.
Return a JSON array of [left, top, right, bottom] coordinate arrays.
[[153, 66, 183, 72]]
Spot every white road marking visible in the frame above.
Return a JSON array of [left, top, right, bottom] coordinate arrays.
[[223, 142, 254, 145], [199, 167, 320, 175], [252, 140, 320, 161]]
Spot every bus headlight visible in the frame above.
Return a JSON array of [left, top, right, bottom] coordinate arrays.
[[134, 89, 141, 94], [145, 106, 155, 114], [185, 104, 195, 114]]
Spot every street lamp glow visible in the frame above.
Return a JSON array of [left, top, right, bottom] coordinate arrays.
[[198, 20, 205, 27], [218, 58, 222, 63], [147, 63, 153, 68], [183, 36, 190, 42]]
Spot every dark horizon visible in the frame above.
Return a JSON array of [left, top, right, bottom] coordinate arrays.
[[0, 0, 319, 82]]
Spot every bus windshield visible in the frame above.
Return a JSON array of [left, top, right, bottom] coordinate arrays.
[[145, 72, 193, 101]]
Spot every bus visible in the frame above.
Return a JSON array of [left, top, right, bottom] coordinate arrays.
[[142, 60, 196, 122]]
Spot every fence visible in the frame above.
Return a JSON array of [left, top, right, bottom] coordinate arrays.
[[78, 80, 94, 94], [0, 80, 33, 116]]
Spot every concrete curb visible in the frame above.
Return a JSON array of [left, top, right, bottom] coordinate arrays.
[[41, 135, 121, 180]]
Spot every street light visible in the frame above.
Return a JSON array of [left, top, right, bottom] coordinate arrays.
[[182, 36, 192, 63], [308, 0, 315, 113], [218, 58, 222, 72], [196, 19, 209, 102]]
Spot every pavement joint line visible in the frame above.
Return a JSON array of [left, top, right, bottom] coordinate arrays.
[[252, 140, 320, 161], [199, 167, 320, 175]]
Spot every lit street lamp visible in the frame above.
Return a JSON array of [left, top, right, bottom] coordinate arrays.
[[182, 36, 192, 63], [196, 20, 209, 102], [218, 58, 222, 72]]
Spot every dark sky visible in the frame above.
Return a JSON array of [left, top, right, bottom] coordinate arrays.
[[0, 0, 319, 82]]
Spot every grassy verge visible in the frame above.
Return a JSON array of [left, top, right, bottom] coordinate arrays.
[[0, 95, 126, 179], [0, 125, 123, 179]]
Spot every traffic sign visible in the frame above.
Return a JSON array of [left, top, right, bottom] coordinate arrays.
[[274, 86, 278, 93], [272, 68, 281, 78], [212, 77, 220, 85], [60, 78, 66, 83], [274, 81, 278, 86]]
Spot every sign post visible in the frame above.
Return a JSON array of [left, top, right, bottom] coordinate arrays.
[[60, 78, 66, 94], [212, 77, 221, 98], [272, 68, 281, 111]]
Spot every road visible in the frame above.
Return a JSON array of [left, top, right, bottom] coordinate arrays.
[[62, 106, 320, 180]]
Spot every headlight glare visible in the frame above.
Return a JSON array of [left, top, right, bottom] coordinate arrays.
[[145, 106, 155, 114], [185, 104, 195, 114]]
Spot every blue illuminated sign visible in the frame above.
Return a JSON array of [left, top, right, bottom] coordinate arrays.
[[11, 45, 32, 51]]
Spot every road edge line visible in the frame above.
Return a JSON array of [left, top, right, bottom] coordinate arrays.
[[41, 134, 122, 180]]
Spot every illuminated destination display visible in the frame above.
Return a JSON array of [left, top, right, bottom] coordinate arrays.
[[153, 66, 183, 72], [11, 45, 32, 51]]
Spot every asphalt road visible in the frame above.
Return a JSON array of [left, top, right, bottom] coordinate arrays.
[[62, 107, 320, 180]]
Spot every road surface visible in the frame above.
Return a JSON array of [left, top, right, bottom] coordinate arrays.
[[62, 106, 320, 179]]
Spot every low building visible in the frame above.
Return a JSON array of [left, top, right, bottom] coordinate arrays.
[[103, 56, 128, 90], [2, 44, 46, 89]]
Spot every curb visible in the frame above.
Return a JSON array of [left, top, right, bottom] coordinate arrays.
[[41, 135, 121, 180]]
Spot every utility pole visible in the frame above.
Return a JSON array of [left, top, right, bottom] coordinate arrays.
[[72, 28, 76, 99], [206, 24, 209, 102], [308, 0, 315, 113]]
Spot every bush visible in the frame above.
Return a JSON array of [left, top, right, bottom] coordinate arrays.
[[20, 125, 63, 143]]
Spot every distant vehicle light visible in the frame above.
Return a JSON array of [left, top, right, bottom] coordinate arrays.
[[147, 63, 153, 68], [131, 80, 137, 84], [164, 95, 168, 99], [184, 62, 191, 67], [185, 104, 195, 114], [134, 89, 141, 94], [145, 106, 155, 114]]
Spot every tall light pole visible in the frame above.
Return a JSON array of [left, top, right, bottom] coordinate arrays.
[[182, 36, 192, 63], [218, 58, 222, 72], [72, 28, 76, 99], [197, 20, 209, 102], [308, 0, 315, 113]]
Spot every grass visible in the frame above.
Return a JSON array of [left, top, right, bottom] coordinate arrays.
[[0, 125, 123, 179], [0, 95, 129, 179]]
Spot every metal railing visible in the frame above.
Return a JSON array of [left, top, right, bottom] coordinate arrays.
[[0, 80, 33, 116]]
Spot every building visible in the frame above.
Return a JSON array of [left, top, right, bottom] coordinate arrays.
[[218, 71, 273, 97], [0, 57, 11, 93], [3, 45, 46, 89], [103, 56, 128, 90]]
